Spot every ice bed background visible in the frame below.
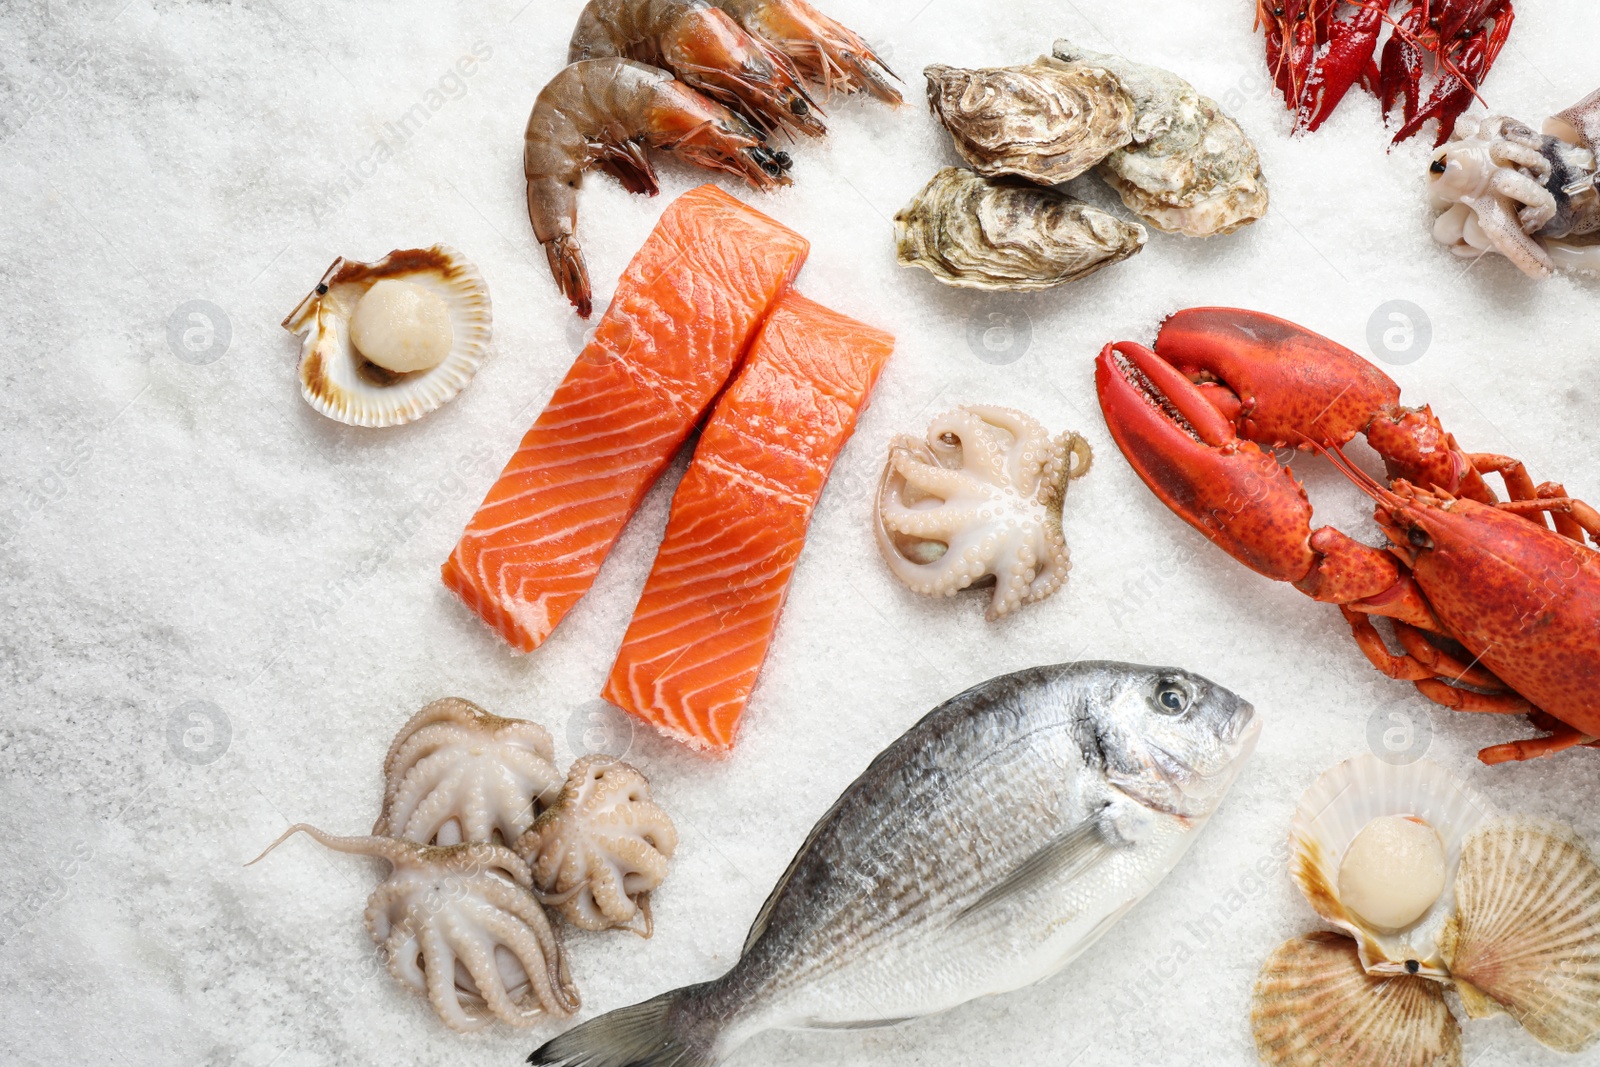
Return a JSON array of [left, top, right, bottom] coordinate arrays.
[[2, 1, 1597, 1064]]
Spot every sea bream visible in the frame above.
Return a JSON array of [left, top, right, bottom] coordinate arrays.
[[529, 660, 1259, 1066]]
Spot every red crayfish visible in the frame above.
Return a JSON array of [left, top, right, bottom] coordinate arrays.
[[1096, 308, 1600, 764], [1256, 0, 1515, 144]]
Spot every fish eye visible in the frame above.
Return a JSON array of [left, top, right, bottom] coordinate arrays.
[[1154, 680, 1190, 715]]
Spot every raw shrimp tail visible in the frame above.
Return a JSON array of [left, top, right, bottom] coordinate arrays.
[[527, 982, 729, 1067], [545, 234, 593, 319]]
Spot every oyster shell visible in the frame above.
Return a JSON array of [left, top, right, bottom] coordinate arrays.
[[1052, 40, 1268, 237], [1439, 818, 1600, 1052], [923, 58, 1134, 185], [282, 245, 491, 427], [1252, 933, 1462, 1067], [1289, 754, 1494, 980], [893, 168, 1146, 291]]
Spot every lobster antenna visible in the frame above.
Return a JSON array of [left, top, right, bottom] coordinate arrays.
[[1299, 434, 1403, 508]]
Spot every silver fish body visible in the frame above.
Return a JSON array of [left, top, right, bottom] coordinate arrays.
[[530, 661, 1258, 1066]]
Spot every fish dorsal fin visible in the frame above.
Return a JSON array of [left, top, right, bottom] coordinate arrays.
[[955, 813, 1120, 924]]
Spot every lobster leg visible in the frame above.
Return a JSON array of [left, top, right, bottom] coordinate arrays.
[[1393, 622, 1507, 690], [1531, 484, 1600, 546], [1413, 678, 1531, 713], [1480, 725, 1600, 765]]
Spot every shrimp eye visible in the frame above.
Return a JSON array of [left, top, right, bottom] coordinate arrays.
[[1272, 6, 1284, 16], [790, 97, 809, 116], [1154, 680, 1190, 715], [1430, 158, 1447, 174], [1409, 527, 1434, 549]]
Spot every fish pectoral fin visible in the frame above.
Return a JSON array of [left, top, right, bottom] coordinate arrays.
[[953, 815, 1120, 924]]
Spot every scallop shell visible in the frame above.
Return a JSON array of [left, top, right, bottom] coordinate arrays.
[[1052, 40, 1268, 237], [1252, 932, 1462, 1067], [923, 58, 1135, 185], [1439, 817, 1600, 1053], [282, 245, 491, 427], [1290, 754, 1495, 980], [893, 168, 1146, 291]]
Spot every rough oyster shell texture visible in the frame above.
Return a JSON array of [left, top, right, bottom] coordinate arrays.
[[1439, 818, 1600, 1053], [1252, 933, 1462, 1067], [1053, 39, 1269, 237], [923, 58, 1135, 184], [893, 168, 1146, 290], [282, 244, 491, 427]]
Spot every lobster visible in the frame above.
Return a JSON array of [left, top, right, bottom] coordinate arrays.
[[1095, 308, 1600, 765], [1256, 0, 1515, 145]]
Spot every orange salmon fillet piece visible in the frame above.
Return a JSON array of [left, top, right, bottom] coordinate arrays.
[[442, 185, 809, 651], [602, 290, 895, 750]]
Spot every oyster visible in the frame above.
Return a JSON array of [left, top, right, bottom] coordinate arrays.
[[282, 245, 491, 427], [1052, 39, 1268, 237], [923, 58, 1134, 185], [1252, 933, 1461, 1067], [893, 168, 1145, 291], [1440, 818, 1600, 1053], [1289, 754, 1493, 979], [875, 405, 1092, 620]]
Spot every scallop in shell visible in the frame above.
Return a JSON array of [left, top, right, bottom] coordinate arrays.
[[282, 245, 491, 427], [893, 168, 1146, 291], [1438, 817, 1600, 1052], [1252, 932, 1462, 1067], [923, 58, 1135, 185], [1290, 754, 1495, 980], [1052, 40, 1268, 237]]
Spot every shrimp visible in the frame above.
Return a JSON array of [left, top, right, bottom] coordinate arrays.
[[708, 0, 900, 104], [569, 0, 825, 139], [525, 58, 792, 317]]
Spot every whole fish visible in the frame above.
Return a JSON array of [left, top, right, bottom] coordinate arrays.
[[529, 660, 1259, 1066]]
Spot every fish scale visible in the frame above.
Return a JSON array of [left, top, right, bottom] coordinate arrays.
[[531, 661, 1258, 1066]]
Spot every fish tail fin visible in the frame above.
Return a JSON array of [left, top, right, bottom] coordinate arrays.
[[527, 982, 727, 1067]]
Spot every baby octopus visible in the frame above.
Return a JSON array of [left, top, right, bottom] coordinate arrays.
[[1429, 90, 1600, 277], [250, 827, 578, 1031], [374, 697, 563, 848], [875, 405, 1092, 620], [517, 756, 678, 936]]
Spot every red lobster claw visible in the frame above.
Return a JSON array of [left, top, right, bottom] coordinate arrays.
[[1098, 309, 1427, 609], [1096, 340, 1317, 584]]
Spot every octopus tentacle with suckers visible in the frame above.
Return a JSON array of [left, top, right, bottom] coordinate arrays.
[[517, 755, 678, 936], [1429, 89, 1600, 277], [250, 826, 579, 1031], [876, 405, 1092, 620], [374, 697, 563, 847]]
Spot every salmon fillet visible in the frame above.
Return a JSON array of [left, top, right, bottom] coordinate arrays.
[[602, 291, 895, 750], [442, 186, 809, 651]]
